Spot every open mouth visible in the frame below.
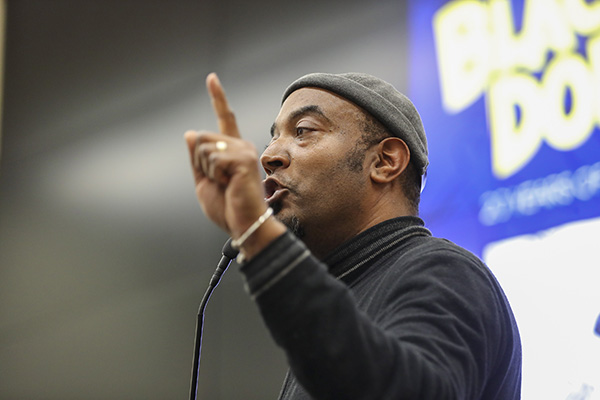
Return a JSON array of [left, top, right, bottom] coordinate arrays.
[[264, 177, 289, 208]]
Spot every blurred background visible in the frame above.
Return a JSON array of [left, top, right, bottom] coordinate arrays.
[[0, 1, 408, 399], [1, 1, 599, 399]]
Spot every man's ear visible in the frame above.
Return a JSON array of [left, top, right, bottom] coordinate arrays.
[[370, 137, 410, 184]]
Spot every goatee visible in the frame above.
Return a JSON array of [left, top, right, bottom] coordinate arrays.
[[271, 201, 305, 239]]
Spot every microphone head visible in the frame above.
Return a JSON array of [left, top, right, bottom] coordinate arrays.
[[222, 238, 239, 259]]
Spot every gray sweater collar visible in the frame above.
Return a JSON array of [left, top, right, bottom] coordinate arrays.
[[324, 216, 431, 281]]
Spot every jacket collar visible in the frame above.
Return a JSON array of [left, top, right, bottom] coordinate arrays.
[[324, 216, 431, 281]]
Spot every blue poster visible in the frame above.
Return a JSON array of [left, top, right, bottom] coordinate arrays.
[[409, 0, 600, 256], [408, 1, 600, 399]]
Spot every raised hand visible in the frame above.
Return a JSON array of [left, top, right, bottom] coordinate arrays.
[[184, 73, 285, 258]]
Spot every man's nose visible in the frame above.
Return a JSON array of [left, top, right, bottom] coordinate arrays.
[[260, 143, 290, 175]]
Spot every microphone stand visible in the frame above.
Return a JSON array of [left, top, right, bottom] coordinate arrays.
[[189, 239, 238, 400]]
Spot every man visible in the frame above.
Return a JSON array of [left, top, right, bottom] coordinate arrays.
[[184, 72, 522, 399]]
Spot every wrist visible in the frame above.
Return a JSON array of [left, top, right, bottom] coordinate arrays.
[[236, 217, 287, 263]]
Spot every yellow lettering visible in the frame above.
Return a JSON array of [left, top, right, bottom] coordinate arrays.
[[524, 0, 577, 55], [507, 0, 577, 71], [563, 0, 600, 35], [488, 0, 521, 71], [432, 0, 600, 179], [542, 54, 595, 150], [488, 74, 543, 178], [586, 33, 600, 124], [433, 1, 490, 113]]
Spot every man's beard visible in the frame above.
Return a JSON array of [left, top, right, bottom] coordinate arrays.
[[271, 201, 305, 239]]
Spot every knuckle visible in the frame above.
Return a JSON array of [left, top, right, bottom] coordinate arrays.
[[199, 143, 211, 157], [196, 131, 210, 141]]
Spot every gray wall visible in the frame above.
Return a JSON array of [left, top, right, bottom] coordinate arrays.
[[0, 1, 408, 398]]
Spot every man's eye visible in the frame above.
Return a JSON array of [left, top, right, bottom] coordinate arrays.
[[296, 127, 310, 135]]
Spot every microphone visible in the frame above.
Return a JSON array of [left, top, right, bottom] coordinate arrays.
[[222, 237, 240, 259], [189, 238, 238, 400], [209, 238, 239, 287]]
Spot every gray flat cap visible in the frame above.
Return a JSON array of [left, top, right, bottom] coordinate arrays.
[[282, 72, 428, 175]]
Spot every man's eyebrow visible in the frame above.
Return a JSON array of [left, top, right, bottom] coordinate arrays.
[[270, 105, 330, 137], [290, 105, 329, 121]]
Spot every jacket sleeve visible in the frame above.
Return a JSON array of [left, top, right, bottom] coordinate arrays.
[[239, 231, 518, 400]]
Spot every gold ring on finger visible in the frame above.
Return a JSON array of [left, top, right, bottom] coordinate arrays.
[[215, 140, 228, 152]]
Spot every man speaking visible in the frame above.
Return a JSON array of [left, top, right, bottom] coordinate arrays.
[[184, 72, 521, 399]]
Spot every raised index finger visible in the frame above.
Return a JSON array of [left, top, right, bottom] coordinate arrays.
[[206, 73, 241, 138]]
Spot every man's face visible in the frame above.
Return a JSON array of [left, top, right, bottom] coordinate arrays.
[[261, 87, 374, 252]]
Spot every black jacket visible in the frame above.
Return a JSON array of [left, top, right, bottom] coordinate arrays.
[[240, 217, 522, 399]]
